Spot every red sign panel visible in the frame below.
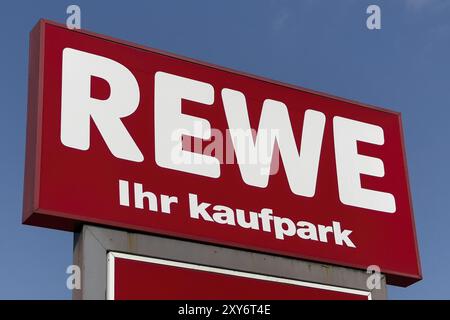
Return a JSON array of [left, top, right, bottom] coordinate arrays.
[[107, 252, 370, 300], [23, 20, 421, 286]]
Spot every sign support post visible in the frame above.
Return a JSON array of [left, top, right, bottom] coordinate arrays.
[[73, 225, 386, 300]]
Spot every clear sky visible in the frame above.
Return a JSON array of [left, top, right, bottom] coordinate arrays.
[[0, 0, 449, 299]]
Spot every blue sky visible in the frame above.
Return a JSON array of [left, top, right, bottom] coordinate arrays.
[[0, 0, 449, 299]]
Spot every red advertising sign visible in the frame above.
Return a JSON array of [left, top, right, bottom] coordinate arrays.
[[107, 252, 371, 300], [23, 20, 421, 286]]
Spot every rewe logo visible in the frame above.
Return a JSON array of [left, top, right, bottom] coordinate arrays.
[[60, 48, 395, 214]]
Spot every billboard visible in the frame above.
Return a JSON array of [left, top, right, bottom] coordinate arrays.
[[23, 20, 421, 286], [107, 252, 371, 300]]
